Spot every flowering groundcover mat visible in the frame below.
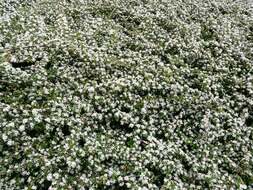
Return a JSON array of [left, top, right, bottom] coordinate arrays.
[[0, 0, 253, 189]]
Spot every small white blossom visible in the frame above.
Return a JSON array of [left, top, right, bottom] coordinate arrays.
[[19, 125, 25, 132], [2, 134, 8, 142], [47, 173, 53, 181]]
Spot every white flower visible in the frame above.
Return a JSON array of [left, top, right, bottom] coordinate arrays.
[[7, 140, 13, 146], [69, 161, 77, 168], [19, 125, 25, 132], [32, 109, 38, 116], [124, 176, 129, 181], [7, 122, 15, 127], [239, 184, 247, 190], [2, 134, 8, 142], [43, 87, 49, 95], [53, 173, 60, 179], [10, 56, 17, 63], [87, 86, 95, 94], [118, 176, 123, 181], [141, 107, 147, 114], [126, 183, 131, 188], [22, 119, 28, 124], [47, 173, 53, 181], [108, 170, 113, 177]]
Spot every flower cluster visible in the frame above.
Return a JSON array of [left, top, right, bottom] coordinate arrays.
[[0, 0, 253, 189]]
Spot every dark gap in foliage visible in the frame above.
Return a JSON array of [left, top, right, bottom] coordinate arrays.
[[47, 74, 59, 84], [101, 156, 113, 166], [183, 137, 198, 152], [139, 139, 148, 151], [120, 105, 131, 113], [125, 137, 134, 148], [194, 178, 209, 187], [0, 142, 9, 157], [125, 41, 144, 52], [201, 25, 215, 41], [218, 6, 229, 15], [88, 5, 115, 18], [164, 46, 180, 56], [191, 81, 203, 91], [217, 135, 226, 144], [181, 156, 192, 171], [30, 166, 41, 177], [38, 180, 52, 190], [185, 72, 203, 90], [243, 9, 251, 16], [62, 124, 71, 136], [44, 18, 52, 25], [27, 123, 45, 138], [146, 163, 165, 188], [197, 165, 209, 175], [43, 13, 57, 26], [218, 162, 236, 174], [224, 134, 236, 142], [20, 80, 33, 89], [154, 130, 167, 141], [236, 86, 250, 97], [94, 105, 102, 113], [249, 130, 253, 140], [110, 11, 141, 31], [202, 179, 211, 189], [223, 122, 231, 130], [171, 107, 184, 121], [249, 26, 253, 32], [93, 126, 105, 134], [157, 19, 177, 33], [109, 118, 133, 133], [80, 157, 89, 172], [80, 107, 86, 115], [160, 54, 169, 64], [245, 115, 253, 127], [58, 158, 68, 171], [3, 112, 15, 121], [153, 88, 168, 97], [21, 94, 30, 104], [0, 80, 33, 94], [67, 8, 81, 22], [78, 138, 86, 147], [192, 123, 201, 134], [36, 96, 48, 106], [186, 141, 198, 152], [178, 173, 191, 183], [9, 171, 22, 181], [240, 173, 253, 186], [184, 57, 206, 70], [217, 88, 225, 99], [42, 126, 57, 148], [45, 62, 52, 70], [0, 84, 8, 92], [220, 78, 234, 96], [11, 150, 24, 164], [136, 89, 149, 97], [10, 57, 42, 69]]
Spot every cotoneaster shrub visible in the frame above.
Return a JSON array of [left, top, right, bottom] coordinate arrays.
[[0, 0, 253, 189]]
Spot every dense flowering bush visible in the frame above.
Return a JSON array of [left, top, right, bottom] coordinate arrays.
[[0, 0, 253, 189]]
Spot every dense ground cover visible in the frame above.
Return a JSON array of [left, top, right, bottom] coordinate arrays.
[[0, 0, 253, 189]]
